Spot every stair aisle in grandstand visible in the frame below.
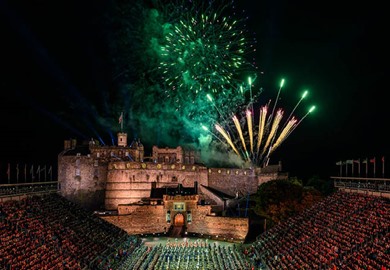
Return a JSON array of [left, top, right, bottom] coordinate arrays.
[[169, 226, 183, 237]]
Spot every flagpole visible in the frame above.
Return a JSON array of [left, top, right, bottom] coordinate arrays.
[[7, 163, 10, 184], [365, 159, 368, 176], [358, 160, 360, 177], [382, 156, 385, 177], [16, 164, 19, 183], [119, 112, 124, 132], [24, 164, 27, 183], [352, 161, 354, 176], [339, 162, 342, 176]]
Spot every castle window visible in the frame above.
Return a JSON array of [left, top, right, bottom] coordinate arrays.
[[75, 168, 81, 176], [174, 203, 185, 211], [94, 160, 98, 167], [97, 152, 100, 158]]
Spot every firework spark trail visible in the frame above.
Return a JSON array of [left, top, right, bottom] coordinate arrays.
[[282, 90, 308, 131], [210, 74, 316, 168], [207, 94, 224, 118], [201, 124, 227, 145], [160, 7, 254, 94], [157, 0, 258, 121], [287, 106, 316, 138], [270, 117, 298, 154], [267, 79, 285, 127], [261, 109, 283, 156], [232, 115, 248, 157], [256, 105, 268, 155], [246, 110, 254, 154], [215, 124, 240, 157]]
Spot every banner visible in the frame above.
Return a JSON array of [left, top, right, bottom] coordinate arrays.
[[370, 157, 376, 176]]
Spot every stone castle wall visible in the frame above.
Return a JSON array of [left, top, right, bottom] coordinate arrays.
[[58, 155, 107, 210], [207, 168, 259, 196], [102, 205, 167, 234], [102, 202, 248, 241], [58, 137, 284, 212], [187, 215, 249, 241], [58, 156, 283, 210], [105, 162, 208, 210]]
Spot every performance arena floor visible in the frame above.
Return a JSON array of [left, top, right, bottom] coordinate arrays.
[[141, 236, 236, 248]]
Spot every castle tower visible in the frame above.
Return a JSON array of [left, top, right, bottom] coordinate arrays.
[[137, 138, 144, 161], [117, 132, 127, 147]]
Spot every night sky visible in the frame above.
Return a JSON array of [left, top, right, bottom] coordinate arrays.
[[1, 0, 389, 184]]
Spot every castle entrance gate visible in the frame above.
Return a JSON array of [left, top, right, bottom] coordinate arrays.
[[174, 213, 184, 226]]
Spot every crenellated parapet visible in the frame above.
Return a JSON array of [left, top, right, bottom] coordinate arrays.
[[59, 132, 285, 212], [108, 161, 206, 172], [207, 168, 256, 176]]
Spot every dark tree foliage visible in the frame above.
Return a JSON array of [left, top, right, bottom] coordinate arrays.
[[252, 178, 323, 225], [306, 175, 336, 195]]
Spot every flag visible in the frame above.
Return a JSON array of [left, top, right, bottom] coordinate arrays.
[[344, 160, 353, 176], [30, 165, 35, 180], [7, 163, 10, 182], [42, 165, 47, 181], [119, 112, 124, 131], [382, 156, 385, 176], [346, 160, 354, 174], [336, 161, 343, 176], [16, 164, 19, 182], [36, 165, 41, 181], [362, 158, 368, 175], [48, 166, 52, 181], [354, 159, 360, 175], [370, 157, 376, 176]]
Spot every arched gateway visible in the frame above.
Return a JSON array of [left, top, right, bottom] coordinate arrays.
[[174, 212, 184, 226]]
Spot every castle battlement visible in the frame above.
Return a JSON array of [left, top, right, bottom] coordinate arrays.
[[108, 161, 206, 172], [59, 132, 287, 212]]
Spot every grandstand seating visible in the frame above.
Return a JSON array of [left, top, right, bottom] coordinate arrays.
[[1, 190, 389, 270], [244, 190, 390, 269]]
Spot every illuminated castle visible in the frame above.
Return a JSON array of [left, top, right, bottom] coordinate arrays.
[[58, 132, 287, 241]]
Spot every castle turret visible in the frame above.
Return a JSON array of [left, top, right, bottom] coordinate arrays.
[[117, 132, 127, 147], [137, 138, 144, 161]]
